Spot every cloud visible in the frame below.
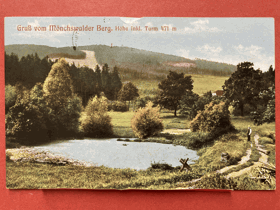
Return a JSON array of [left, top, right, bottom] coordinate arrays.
[[196, 44, 223, 54], [233, 44, 274, 70], [177, 49, 198, 60], [234, 44, 263, 59], [182, 19, 222, 34], [120, 17, 141, 28]]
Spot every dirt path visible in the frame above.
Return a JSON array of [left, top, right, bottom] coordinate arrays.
[[217, 142, 252, 174], [176, 134, 270, 189], [161, 129, 191, 135], [225, 134, 269, 178]]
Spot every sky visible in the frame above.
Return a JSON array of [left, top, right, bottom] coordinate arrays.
[[5, 17, 274, 71]]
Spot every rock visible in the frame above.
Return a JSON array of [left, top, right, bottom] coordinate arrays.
[[221, 152, 230, 163]]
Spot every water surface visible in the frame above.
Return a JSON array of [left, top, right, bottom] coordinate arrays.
[[34, 138, 199, 170]]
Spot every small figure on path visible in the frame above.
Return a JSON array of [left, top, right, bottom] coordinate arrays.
[[247, 125, 252, 141]]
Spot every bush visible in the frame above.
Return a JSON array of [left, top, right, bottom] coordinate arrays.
[[5, 85, 17, 113], [190, 101, 234, 134], [182, 132, 212, 149], [108, 101, 128, 112], [131, 102, 164, 139], [81, 96, 113, 137], [135, 96, 154, 109], [6, 88, 48, 143], [48, 94, 83, 138]]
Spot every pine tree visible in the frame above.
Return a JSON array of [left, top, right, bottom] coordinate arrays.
[[110, 66, 122, 100]]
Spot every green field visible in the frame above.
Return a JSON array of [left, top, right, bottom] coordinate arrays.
[[130, 74, 228, 97]]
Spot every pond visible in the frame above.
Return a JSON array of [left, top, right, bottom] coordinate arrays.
[[34, 138, 199, 170]]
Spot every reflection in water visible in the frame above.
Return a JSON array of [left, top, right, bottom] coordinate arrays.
[[34, 139, 199, 170]]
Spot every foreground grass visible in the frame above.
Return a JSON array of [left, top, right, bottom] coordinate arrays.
[[6, 161, 202, 189], [195, 133, 250, 172]]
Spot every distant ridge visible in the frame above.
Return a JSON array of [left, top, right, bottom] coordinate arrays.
[[5, 44, 236, 77]]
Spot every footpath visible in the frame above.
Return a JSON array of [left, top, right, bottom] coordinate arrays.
[[176, 134, 270, 189]]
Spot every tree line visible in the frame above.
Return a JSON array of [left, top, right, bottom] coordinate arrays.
[[5, 53, 122, 106]]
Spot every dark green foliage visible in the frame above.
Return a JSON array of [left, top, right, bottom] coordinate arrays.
[[135, 96, 155, 109], [5, 52, 54, 88], [5, 51, 123, 106], [157, 71, 193, 116], [109, 66, 123, 100], [149, 163, 176, 171], [250, 66, 275, 125], [108, 101, 129, 112], [223, 62, 265, 116], [6, 86, 48, 143], [179, 91, 200, 119], [181, 132, 212, 149], [118, 82, 139, 105]]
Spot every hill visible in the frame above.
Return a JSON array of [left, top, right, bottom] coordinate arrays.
[[5, 44, 85, 59], [5, 44, 236, 79]]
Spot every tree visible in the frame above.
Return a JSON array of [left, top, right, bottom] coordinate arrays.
[[179, 91, 199, 119], [43, 58, 82, 137], [80, 96, 113, 137], [157, 71, 193, 116], [223, 62, 264, 116], [43, 58, 74, 108], [118, 82, 139, 108], [110, 66, 123, 100], [131, 102, 164, 139], [251, 65, 275, 125]]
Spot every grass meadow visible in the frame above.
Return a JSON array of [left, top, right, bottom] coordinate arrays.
[[130, 74, 229, 97]]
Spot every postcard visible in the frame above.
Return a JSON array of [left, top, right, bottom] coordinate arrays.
[[5, 17, 275, 190]]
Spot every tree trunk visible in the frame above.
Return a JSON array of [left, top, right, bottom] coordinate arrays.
[[174, 108, 177, 117], [240, 103, 244, 116]]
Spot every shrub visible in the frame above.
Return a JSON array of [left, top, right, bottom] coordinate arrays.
[[181, 132, 212, 149], [131, 102, 164, 139], [81, 96, 113, 137], [5, 85, 17, 114], [190, 101, 234, 134], [48, 94, 83, 137], [135, 96, 154, 109], [108, 101, 128, 112], [6, 88, 48, 143]]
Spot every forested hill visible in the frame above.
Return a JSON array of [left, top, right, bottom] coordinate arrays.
[[5, 44, 236, 77]]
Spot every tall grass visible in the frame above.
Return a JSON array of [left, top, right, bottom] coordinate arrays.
[[6, 161, 201, 189]]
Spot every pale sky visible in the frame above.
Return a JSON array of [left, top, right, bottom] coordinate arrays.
[[5, 17, 275, 71]]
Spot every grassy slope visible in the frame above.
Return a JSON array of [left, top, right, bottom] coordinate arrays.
[[131, 74, 228, 97], [79, 45, 194, 66]]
